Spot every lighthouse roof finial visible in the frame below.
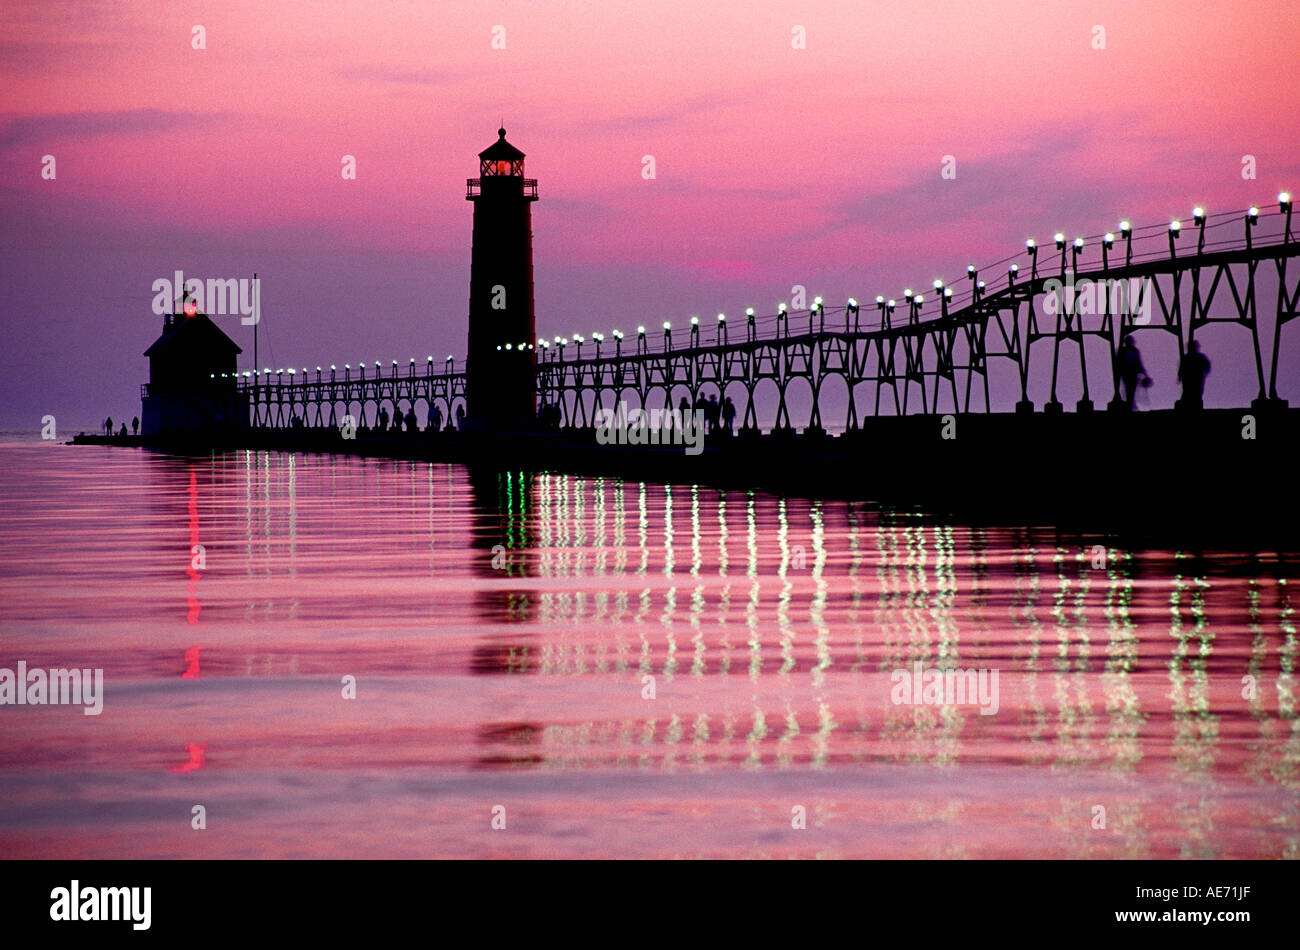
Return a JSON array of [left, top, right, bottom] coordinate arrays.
[[479, 126, 525, 161]]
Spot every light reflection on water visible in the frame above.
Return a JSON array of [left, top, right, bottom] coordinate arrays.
[[0, 444, 1296, 858]]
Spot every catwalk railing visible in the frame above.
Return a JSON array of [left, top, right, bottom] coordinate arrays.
[[233, 200, 1298, 431], [235, 358, 467, 429]]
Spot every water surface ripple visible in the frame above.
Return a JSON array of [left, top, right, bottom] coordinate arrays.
[[0, 445, 1296, 858]]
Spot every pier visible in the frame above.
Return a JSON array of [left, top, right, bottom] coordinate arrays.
[[75, 134, 1299, 525]]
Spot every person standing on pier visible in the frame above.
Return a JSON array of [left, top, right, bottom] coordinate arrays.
[[1178, 341, 1211, 410], [1115, 336, 1150, 410], [722, 396, 736, 435], [132, 416, 139, 436], [105, 416, 113, 436]]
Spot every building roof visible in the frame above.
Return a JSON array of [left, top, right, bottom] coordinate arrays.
[[478, 127, 525, 162], [144, 312, 242, 358]]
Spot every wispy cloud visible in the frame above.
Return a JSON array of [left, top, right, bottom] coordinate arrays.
[[0, 109, 225, 149], [0, 40, 99, 71], [547, 94, 740, 136], [0, 0, 142, 70], [817, 122, 1130, 240]]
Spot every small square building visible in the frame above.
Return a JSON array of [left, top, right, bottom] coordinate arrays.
[[141, 307, 246, 437]]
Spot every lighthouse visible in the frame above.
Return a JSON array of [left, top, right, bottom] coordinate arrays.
[[465, 127, 538, 430], [140, 294, 245, 437]]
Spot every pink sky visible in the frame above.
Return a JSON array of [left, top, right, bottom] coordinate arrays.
[[2, 0, 1298, 427]]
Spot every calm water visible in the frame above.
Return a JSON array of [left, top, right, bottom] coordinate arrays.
[[0, 442, 1296, 858]]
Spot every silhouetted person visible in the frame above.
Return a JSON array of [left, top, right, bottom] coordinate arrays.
[[705, 394, 720, 434], [378, 406, 389, 430], [131, 416, 139, 435], [455, 404, 465, 429], [722, 396, 736, 435], [405, 407, 417, 432], [1178, 341, 1211, 409], [105, 416, 113, 436], [118, 423, 128, 437], [1115, 336, 1149, 410], [430, 405, 443, 431]]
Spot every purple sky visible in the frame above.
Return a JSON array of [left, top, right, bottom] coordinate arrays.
[[2, 0, 1298, 431]]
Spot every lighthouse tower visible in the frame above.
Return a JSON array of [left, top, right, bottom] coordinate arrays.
[[465, 127, 538, 430]]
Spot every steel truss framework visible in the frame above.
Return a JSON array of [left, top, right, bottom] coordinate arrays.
[[240, 366, 467, 429], [537, 205, 1298, 430], [237, 203, 1298, 431]]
